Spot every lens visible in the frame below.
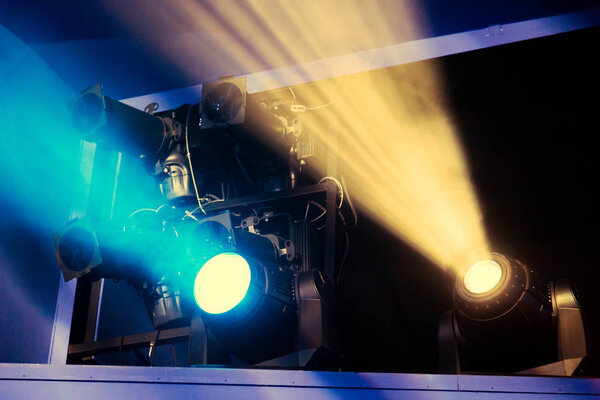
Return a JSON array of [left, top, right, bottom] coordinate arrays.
[[59, 226, 96, 272], [193, 252, 251, 314], [463, 259, 503, 294], [72, 93, 103, 133], [203, 83, 243, 123]]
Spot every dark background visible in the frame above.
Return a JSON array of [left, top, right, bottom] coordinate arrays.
[[337, 26, 600, 372], [1, 3, 599, 373]]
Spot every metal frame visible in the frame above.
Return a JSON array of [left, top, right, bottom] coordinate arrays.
[[48, 141, 97, 364], [46, 6, 600, 380], [68, 327, 190, 359], [64, 183, 338, 364], [50, 143, 122, 364], [2, 363, 600, 400]]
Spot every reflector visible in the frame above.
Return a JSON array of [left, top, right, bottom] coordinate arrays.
[[193, 252, 252, 314]]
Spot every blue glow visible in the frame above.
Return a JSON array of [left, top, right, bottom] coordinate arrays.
[[0, 25, 164, 236], [193, 252, 251, 314]]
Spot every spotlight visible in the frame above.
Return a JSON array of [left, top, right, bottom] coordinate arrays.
[[71, 84, 172, 158], [462, 259, 503, 295], [54, 218, 102, 281], [183, 212, 335, 367], [56, 210, 333, 366], [202, 82, 245, 125], [199, 77, 290, 156], [192, 252, 298, 364], [439, 252, 588, 375], [54, 217, 162, 284], [193, 252, 252, 314], [453, 253, 531, 321]]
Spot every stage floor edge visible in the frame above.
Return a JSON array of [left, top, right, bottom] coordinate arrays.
[[1, 363, 600, 399]]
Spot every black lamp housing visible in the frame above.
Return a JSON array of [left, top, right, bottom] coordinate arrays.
[[439, 252, 588, 375]]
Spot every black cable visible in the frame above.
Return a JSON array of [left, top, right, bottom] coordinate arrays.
[[118, 335, 125, 365], [172, 343, 178, 367], [150, 330, 160, 366], [340, 176, 358, 228], [234, 144, 255, 188]]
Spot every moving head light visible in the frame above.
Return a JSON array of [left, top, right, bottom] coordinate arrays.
[[71, 84, 172, 158], [439, 252, 588, 375]]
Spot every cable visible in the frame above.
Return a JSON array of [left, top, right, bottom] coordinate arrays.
[[340, 176, 358, 228], [172, 343, 178, 367], [318, 176, 344, 208], [185, 105, 205, 214], [128, 204, 168, 218], [184, 210, 199, 221], [234, 144, 255, 188], [288, 85, 339, 111], [305, 200, 327, 222], [185, 198, 225, 219], [333, 210, 351, 284], [305, 98, 339, 110]]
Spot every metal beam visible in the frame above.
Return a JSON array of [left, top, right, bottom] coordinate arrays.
[[121, 9, 600, 111], [68, 327, 190, 359], [2, 363, 600, 400]]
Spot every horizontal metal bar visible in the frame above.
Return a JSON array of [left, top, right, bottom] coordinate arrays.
[[120, 9, 600, 111], [2, 364, 600, 400], [1, 363, 454, 389], [203, 184, 328, 213], [68, 327, 190, 358], [458, 374, 600, 395]]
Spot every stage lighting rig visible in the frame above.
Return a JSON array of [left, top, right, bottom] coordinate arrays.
[[55, 203, 335, 367], [59, 76, 348, 368], [439, 252, 588, 375]]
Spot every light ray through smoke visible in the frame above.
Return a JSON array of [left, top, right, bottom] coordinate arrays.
[[102, 0, 489, 273]]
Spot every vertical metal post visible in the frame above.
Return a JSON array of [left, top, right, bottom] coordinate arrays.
[[323, 109, 338, 287], [48, 140, 96, 364], [48, 141, 121, 364], [323, 180, 337, 288], [48, 279, 78, 364]]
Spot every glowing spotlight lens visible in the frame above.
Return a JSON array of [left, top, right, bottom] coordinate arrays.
[[194, 252, 251, 314], [463, 260, 503, 294]]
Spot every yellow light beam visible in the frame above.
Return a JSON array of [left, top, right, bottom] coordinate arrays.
[[102, 0, 490, 274]]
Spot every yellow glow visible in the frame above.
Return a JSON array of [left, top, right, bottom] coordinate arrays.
[[463, 260, 503, 294], [105, 1, 489, 274]]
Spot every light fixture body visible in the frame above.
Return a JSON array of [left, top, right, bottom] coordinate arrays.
[[438, 253, 587, 374], [54, 217, 102, 281], [71, 84, 169, 158], [453, 253, 549, 322], [189, 265, 333, 367], [193, 256, 298, 365]]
